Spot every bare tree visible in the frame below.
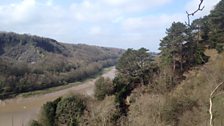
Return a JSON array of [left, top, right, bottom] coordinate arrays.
[[186, 0, 205, 26]]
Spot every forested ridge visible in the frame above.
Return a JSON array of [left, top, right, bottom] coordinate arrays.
[[0, 32, 123, 99], [31, 0, 224, 126]]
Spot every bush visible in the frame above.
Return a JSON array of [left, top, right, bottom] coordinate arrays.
[[39, 97, 61, 126], [94, 77, 114, 100], [55, 95, 87, 125], [31, 95, 87, 126], [80, 96, 120, 126]]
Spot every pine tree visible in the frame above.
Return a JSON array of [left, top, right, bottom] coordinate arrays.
[[208, 0, 224, 52], [116, 48, 156, 85], [160, 22, 187, 73]]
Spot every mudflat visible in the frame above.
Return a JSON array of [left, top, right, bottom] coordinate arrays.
[[0, 67, 116, 126]]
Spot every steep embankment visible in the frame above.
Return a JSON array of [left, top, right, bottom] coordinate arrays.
[[167, 49, 224, 126], [125, 50, 224, 126], [0, 67, 116, 126]]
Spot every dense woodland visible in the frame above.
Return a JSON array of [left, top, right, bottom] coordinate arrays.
[[31, 0, 224, 126], [0, 33, 123, 99]]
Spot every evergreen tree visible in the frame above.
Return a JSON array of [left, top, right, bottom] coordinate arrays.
[[116, 48, 157, 85], [208, 0, 224, 52], [186, 18, 209, 65], [160, 22, 187, 73]]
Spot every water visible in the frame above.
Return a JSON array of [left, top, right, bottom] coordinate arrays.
[[0, 67, 116, 126]]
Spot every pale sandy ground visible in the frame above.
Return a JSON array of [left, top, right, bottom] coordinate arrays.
[[0, 67, 116, 126]]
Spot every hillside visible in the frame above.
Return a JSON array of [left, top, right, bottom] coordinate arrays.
[[32, 49, 224, 126], [122, 49, 224, 126], [0, 32, 123, 99], [30, 1, 224, 126]]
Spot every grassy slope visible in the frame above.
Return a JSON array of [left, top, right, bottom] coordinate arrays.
[[171, 49, 224, 126], [126, 49, 224, 126]]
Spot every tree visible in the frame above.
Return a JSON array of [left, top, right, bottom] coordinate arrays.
[[160, 22, 187, 73], [208, 0, 224, 52], [116, 48, 157, 85], [159, 21, 209, 89], [114, 48, 158, 114], [185, 18, 209, 65], [94, 77, 114, 100], [159, 22, 187, 89]]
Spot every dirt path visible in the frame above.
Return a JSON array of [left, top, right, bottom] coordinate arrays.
[[0, 67, 116, 126]]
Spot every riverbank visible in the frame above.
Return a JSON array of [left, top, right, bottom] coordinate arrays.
[[0, 67, 116, 126]]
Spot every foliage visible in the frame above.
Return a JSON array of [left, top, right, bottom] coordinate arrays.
[[116, 48, 157, 85], [160, 22, 186, 70], [18, 1, 224, 126], [208, 0, 224, 52], [34, 95, 87, 126], [80, 96, 120, 126], [108, 1, 224, 125], [113, 48, 159, 115], [94, 77, 114, 100], [159, 22, 188, 89], [159, 21, 209, 91], [55, 95, 87, 125], [0, 32, 123, 99], [39, 97, 61, 126]]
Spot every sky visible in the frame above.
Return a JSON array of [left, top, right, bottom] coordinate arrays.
[[0, 0, 221, 52]]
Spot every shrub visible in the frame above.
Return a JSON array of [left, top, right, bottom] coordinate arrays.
[[55, 95, 87, 125], [94, 77, 114, 100], [39, 97, 61, 126], [80, 96, 120, 126]]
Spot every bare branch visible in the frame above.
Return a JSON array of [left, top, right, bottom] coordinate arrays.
[[209, 81, 224, 126], [186, 0, 205, 26], [210, 82, 224, 98]]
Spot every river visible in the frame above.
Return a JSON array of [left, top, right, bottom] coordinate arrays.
[[0, 67, 116, 126]]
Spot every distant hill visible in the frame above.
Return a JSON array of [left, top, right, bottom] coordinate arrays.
[[0, 32, 124, 99]]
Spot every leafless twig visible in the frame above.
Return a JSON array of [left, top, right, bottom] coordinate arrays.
[[186, 0, 205, 26]]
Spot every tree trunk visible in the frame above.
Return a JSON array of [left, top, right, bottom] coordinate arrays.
[[209, 82, 224, 126], [209, 96, 214, 126]]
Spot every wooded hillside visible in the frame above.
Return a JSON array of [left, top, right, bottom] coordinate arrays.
[[31, 0, 224, 126], [0, 32, 123, 99]]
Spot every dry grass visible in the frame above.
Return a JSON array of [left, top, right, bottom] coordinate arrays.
[[126, 50, 224, 126], [127, 94, 166, 126], [80, 96, 120, 126], [61, 50, 224, 126], [168, 50, 224, 126]]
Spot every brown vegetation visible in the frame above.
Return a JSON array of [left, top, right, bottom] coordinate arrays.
[[0, 32, 123, 99]]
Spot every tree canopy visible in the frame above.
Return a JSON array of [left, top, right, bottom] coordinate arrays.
[[116, 48, 157, 85]]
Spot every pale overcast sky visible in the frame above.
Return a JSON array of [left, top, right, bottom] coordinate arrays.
[[0, 0, 221, 52]]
